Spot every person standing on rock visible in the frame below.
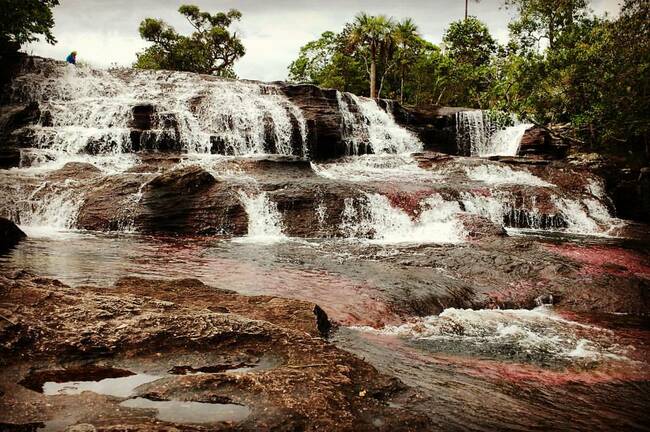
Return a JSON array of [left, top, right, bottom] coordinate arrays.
[[66, 51, 77, 65]]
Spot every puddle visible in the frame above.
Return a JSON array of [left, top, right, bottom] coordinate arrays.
[[120, 398, 251, 424], [19, 362, 260, 426], [22, 355, 280, 398], [19, 366, 135, 393], [43, 373, 163, 397]]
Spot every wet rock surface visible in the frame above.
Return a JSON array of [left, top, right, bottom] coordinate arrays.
[[0, 218, 26, 251], [0, 274, 428, 431]]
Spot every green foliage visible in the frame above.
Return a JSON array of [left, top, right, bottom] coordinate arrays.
[[287, 31, 367, 94], [443, 17, 496, 66], [287, 3, 649, 153], [347, 13, 396, 98], [0, 0, 59, 53], [134, 5, 244, 77], [500, 0, 649, 151], [504, 0, 589, 50]]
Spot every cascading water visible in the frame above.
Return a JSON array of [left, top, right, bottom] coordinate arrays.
[[237, 191, 286, 243], [9, 63, 308, 163], [460, 189, 621, 235], [456, 110, 533, 157], [0, 60, 628, 241], [341, 193, 466, 244], [336, 91, 422, 155], [2, 179, 85, 236]]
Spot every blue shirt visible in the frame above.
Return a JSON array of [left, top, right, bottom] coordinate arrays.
[[66, 53, 76, 64]]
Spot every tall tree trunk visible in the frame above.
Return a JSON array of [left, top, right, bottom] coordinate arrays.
[[548, 15, 555, 49], [400, 64, 405, 104], [370, 58, 377, 99], [465, 0, 468, 20]]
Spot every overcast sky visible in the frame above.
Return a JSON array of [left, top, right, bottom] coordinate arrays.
[[26, 0, 622, 81]]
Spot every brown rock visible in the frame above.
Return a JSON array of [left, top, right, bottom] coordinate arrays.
[[0, 274, 428, 431], [0, 217, 26, 251]]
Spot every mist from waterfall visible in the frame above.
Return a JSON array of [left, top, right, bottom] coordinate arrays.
[[456, 110, 533, 157]]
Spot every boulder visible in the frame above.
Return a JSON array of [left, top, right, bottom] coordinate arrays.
[[0, 274, 428, 431], [77, 166, 249, 235], [281, 84, 346, 160], [610, 167, 650, 224], [517, 126, 569, 159], [383, 103, 471, 154], [0, 103, 41, 168], [0, 217, 26, 251], [47, 162, 102, 181]]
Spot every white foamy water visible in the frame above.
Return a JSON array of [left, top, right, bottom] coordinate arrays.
[[44, 373, 162, 398], [460, 189, 623, 236], [237, 191, 286, 243], [5, 179, 84, 236], [354, 306, 630, 363], [465, 164, 553, 187], [312, 154, 437, 183], [456, 110, 532, 157], [14, 150, 138, 175], [9, 63, 308, 162], [552, 196, 624, 236], [341, 193, 466, 244], [337, 92, 422, 155], [461, 192, 508, 225]]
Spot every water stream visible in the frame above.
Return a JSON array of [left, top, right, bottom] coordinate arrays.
[[456, 110, 533, 156], [0, 61, 647, 430]]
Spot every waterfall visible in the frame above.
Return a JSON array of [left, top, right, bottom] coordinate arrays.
[[341, 193, 466, 244], [456, 110, 533, 157], [9, 64, 308, 160], [336, 91, 423, 155], [551, 196, 623, 235], [6, 180, 84, 235], [460, 190, 621, 235], [237, 191, 286, 243]]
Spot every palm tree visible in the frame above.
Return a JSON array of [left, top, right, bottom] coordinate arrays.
[[393, 18, 420, 104], [348, 13, 395, 99]]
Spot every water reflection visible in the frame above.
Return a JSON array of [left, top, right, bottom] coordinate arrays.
[[0, 230, 399, 326]]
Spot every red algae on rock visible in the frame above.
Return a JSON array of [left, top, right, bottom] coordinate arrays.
[[544, 243, 650, 279]]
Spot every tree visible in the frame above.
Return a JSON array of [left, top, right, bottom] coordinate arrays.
[[0, 0, 59, 53], [347, 13, 395, 99], [287, 31, 366, 94], [393, 18, 421, 103], [443, 17, 496, 66], [497, 0, 649, 155], [134, 5, 245, 77], [441, 17, 497, 107], [504, 0, 588, 50]]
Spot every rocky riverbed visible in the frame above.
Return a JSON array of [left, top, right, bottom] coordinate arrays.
[[0, 55, 648, 430]]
